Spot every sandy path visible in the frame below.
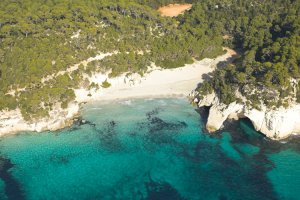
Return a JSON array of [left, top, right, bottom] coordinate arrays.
[[158, 4, 192, 17]]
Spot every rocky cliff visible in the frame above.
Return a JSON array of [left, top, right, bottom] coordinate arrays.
[[0, 103, 80, 136], [192, 91, 300, 140]]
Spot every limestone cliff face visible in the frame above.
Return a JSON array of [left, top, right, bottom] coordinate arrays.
[[193, 92, 300, 140], [0, 103, 79, 136]]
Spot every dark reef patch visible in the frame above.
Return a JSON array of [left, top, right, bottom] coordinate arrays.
[[138, 108, 188, 145], [96, 120, 123, 151], [145, 178, 185, 200], [146, 108, 161, 120], [147, 108, 187, 132], [58, 113, 123, 151], [74, 117, 96, 128], [147, 117, 187, 133], [210, 119, 281, 199], [184, 112, 280, 199], [0, 156, 25, 200], [55, 117, 97, 133], [68, 116, 123, 151], [218, 194, 228, 200], [49, 154, 76, 165]]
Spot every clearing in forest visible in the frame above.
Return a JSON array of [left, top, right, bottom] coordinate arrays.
[[158, 4, 192, 17]]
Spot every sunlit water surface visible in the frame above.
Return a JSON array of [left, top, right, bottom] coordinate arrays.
[[0, 98, 299, 200]]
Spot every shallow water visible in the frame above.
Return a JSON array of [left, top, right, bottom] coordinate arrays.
[[0, 98, 299, 200]]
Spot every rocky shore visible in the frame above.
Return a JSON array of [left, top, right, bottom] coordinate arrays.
[[192, 91, 300, 140], [0, 103, 80, 135], [0, 49, 234, 136]]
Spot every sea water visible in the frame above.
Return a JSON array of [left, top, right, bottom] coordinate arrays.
[[0, 98, 299, 200]]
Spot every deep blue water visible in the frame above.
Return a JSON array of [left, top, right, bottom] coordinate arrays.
[[0, 98, 299, 200]]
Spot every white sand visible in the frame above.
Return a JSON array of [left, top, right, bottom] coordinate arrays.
[[75, 48, 236, 102], [0, 48, 236, 136]]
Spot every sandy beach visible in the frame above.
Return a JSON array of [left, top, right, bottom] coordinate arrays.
[[0, 48, 236, 136], [75, 48, 236, 102]]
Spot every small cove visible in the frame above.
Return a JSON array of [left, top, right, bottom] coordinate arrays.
[[0, 98, 299, 200]]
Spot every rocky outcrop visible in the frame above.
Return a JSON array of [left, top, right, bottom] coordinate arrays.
[[0, 103, 79, 136], [193, 92, 300, 140]]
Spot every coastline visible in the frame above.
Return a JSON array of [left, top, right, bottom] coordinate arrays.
[[194, 89, 300, 140], [0, 49, 236, 136], [75, 48, 236, 102]]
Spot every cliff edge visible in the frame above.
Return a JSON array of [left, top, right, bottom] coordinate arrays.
[[192, 91, 300, 140]]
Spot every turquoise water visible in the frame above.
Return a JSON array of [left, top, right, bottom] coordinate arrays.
[[0, 98, 299, 200]]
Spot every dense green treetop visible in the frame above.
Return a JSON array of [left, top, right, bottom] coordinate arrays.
[[0, 0, 223, 120], [194, 0, 300, 109], [0, 0, 299, 120]]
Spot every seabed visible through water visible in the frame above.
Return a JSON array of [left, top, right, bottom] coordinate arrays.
[[0, 98, 299, 200]]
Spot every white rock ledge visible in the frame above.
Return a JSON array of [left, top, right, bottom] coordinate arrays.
[[0, 103, 80, 136], [196, 92, 300, 140]]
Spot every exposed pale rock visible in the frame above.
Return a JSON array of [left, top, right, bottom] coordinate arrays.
[[245, 105, 300, 139], [0, 103, 79, 136], [199, 94, 244, 133], [196, 92, 300, 140]]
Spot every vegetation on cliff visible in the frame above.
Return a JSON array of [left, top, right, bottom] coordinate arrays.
[[0, 0, 223, 120], [196, 0, 300, 109], [1, 0, 299, 120]]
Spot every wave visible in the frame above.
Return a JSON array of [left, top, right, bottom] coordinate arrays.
[[119, 100, 132, 105]]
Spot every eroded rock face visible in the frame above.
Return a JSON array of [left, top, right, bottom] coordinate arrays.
[[196, 92, 300, 140], [0, 102, 79, 136], [245, 106, 300, 139]]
